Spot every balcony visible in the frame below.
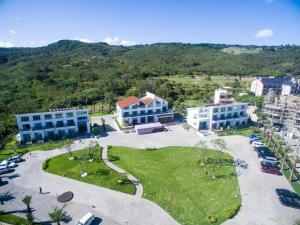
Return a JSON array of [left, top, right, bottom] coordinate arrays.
[[123, 110, 173, 118], [56, 123, 65, 128], [66, 122, 76, 127], [32, 126, 43, 131], [44, 124, 54, 129]]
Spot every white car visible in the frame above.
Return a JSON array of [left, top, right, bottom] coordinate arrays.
[[76, 212, 95, 225], [0, 160, 17, 168], [252, 142, 265, 147]]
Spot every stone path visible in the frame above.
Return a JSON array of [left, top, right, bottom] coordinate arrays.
[[101, 146, 144, 197]]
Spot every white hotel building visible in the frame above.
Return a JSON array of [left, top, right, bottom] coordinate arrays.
[[116, 92, 173, 126], [16, 108, 90, 143], [187, 88, 248, 130]]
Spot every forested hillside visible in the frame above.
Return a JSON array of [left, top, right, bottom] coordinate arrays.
[[0, 40, 300, 137]]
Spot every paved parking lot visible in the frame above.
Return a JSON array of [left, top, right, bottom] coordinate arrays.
[[0, 115, 299, 225]]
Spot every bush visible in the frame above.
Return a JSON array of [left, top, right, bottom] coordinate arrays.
[[118, 178, 131, 185], [224, 204, 241, 219], [205, 214, 217, 224], [108, 155, 120, 161], [42, 158, 50, 170], [107, 145, 112, 150], [145, 148, 157, 151], [96, 168, 110, 176]]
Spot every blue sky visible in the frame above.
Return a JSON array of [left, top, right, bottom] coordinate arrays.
[[0, 0, 299, 47]]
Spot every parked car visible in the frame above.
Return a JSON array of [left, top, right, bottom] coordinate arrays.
[[257, 149, 275, 158], [0, 160, 17, 168], [0, 166, 14, 174], [276, 189, 300, 200], [278, 196, 300, 209], [259, 156, 277, 163], [249, 134, 259, 139], [261, 166, 282, 175], [254, 146, 269, 152], [260, 161, 277, 168], [249, 138, 262, 144], [252, 142, 265, 148], [7, 155, 22, 163], [76, 212, 95, 225]]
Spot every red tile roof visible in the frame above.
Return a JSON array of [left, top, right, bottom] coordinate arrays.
[[141, 97, 155, 105], [116, 96, 139, 108]]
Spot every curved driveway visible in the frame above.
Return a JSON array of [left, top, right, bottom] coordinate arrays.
[[2, 123, 300, 225]]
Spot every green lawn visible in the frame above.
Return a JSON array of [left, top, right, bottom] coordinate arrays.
[[108, 146, 241, 225], [0, 211, 28, 225], [44, 148, 135, 195], [217, 126, 259, 137], [0, 137, 72, 161]]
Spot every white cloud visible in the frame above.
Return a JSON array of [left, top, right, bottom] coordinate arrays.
[[75, 37, 93, 43], [0, 41, 14, 48], [264, 0, 275, 3], [103, 37, 136, 46], [255, 29, 274, 38], [9, 30, 16, 35]]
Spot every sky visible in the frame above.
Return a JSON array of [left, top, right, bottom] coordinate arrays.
[[0, 0, 300, 47]]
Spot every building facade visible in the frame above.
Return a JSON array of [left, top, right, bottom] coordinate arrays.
[[116, 92, 173, 126], [214, 88, 234, 104], [187, 103, 248, 130], [264, 92, 300, 137], [16, 108, 90, 143], [250, 77, 299, 96]]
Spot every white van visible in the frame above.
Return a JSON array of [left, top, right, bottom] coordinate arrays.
[[76, 212, 95, 225]]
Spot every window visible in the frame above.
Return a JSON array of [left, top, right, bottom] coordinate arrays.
[[45, 114, 52, 120], [213, 115, 218, 121], [55, 113, 62, 119], [77, 111, 87, 115], [56, 121, 64, 127], [33, 115, 41, 121], [78, 116, 87, 120], [241, 105, 246, 110], [67, 120, 75, 126], [132, 104, 138, 109], [221, 107, 226, 112], [67, 112, 73, 117], [213, 108, 218, 113], [124, 112, 129, 117], [21, 116, 29, 122], [227, 107, 232, 111], [156, 101, 161, 106]]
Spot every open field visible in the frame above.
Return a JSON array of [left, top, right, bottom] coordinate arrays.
[[108, 146, 241, 225], [44, 148, 135, 195]]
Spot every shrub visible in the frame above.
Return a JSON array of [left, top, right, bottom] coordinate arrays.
[[96, 168, 110, 176], [205, 214, 217, 224], [224, 203, 241, 219], [118, 178, 131, 185], [107, 145, 112, 149], [108, 155, 120, 161], [145, 148, 157, 151], [42, 158, 50, 170]]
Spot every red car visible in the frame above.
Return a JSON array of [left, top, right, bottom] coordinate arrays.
[[261, 166, 282, 175]]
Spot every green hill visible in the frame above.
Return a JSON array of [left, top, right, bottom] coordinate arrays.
[[0, 40, 300, 137]]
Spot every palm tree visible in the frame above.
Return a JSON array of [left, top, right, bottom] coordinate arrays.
[[22, 195, 34, 225], [48, 205, 67, 225], [22, 195, 32, 213]]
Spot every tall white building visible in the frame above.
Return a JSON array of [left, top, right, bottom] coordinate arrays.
[[187, 103, 248, 130], [116, 92, 173, 126], [187, 88, 248, 130], [16, 108, 90, 143]]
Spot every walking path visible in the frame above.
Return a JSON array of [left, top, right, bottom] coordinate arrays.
[[101, 146, 143, 197]]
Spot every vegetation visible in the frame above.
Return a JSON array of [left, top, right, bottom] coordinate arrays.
[[44, 148, 135, 194], [0, 136, 72, 161], [48, 205, 68, 225], [0, 211, 29, 225], [1, 41, 300, 142], [108, 146, 241, 225]]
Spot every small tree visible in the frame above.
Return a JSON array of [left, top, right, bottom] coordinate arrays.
[[195, 140, 208, 167], [48, 205, 67, 225], [211, 138, 227, 165], [22, 195, 34, 225], [66, 144, 73, 160]]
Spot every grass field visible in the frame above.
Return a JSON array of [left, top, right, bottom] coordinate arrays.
[[108, 146, 241, 225], [0, 211, 28, 225], [0, 137, 72, 161], [44, 148, 135, 195]]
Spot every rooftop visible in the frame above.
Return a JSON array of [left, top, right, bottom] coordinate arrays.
[[259, 77, 292, 85], [116, 96, 139, 108]]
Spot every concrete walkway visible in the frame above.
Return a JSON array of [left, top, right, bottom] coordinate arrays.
[[101, 146, 143, 197]]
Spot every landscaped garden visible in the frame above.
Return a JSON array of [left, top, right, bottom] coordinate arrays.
[[0, 136, 72, 161], [108, 146, 241, 225], [43, 148, 135, 195]]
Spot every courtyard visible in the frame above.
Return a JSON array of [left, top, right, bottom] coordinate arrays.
[[0, 115, 299, 225]]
